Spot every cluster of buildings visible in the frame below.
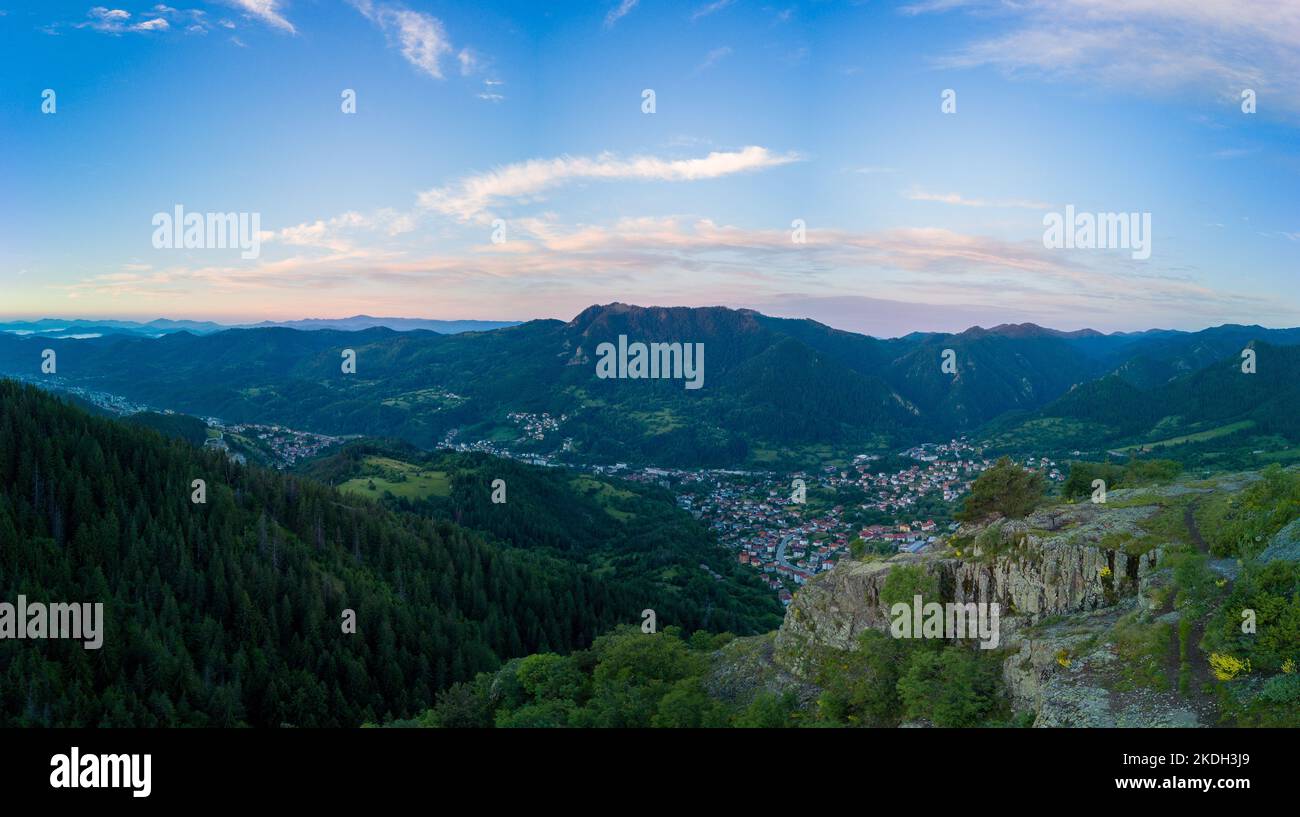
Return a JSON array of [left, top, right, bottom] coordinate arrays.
[[506, 411, 567, 442], [211, 420, 342, 468], [672, 474, 864, 603], [664, 439, 1065, 604], [12, 374, 153, 416]]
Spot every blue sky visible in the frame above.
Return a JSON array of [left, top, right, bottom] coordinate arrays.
[[0, 0, 1297, 335]]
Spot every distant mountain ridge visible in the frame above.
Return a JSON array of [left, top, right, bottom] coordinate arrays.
[[4, 303, 1300, 467], [0, 315, 520, 338]]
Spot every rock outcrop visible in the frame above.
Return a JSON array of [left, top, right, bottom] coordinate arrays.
[[774, 501, 1165, 677], [1258, 517, 1300, 564]]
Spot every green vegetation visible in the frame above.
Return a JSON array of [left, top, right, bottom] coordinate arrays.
[[0, 381, 650, 726], [956, 457, 1045, 523], [303, 441, 783, 636], [396, 625, 1011, 729], [880, 564, 939, 608], [1204, 560, 1300, 675], [1111, 612, 1173, 691], [1115, 420, 1255, 453], [393, 627, 789, 728], [125, 411, 212, 447], [337, 456, 452, 500], [814, 631, 1010, 727], [1061, 459, 1182, 499], [1207, 558, 1300, 726], [1197, 465, 1300, 558]]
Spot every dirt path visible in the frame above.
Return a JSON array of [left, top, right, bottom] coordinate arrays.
[[1184, 503, 1209, 556], [1179, 501, 1225, 721]]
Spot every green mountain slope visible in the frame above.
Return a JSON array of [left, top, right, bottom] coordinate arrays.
[[8, 306, 1300, 468], [0, 380, 682, 726], [300, 440, 783, 635]]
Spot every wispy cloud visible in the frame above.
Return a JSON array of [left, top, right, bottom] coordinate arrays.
[[905, 188, 1051, 209], [457, 47, 478, 75], [696, 46, 733, 72], [1209, 147, 1259, 159], [264, 209, 416, 254], [918, 0, 1300, 116], [416, 146, 802, 221], [76, 7, 172, 34], [691, 0, 735, 22], [60, 218, 1285, 330], [350, 0, 452, 79], [604, 0, 639, 29], [229, 0, 295, 34]]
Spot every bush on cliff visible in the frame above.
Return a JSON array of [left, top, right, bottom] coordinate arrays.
[[957, 457, 1046, 523]]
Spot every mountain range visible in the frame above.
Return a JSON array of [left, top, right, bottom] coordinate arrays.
[[2, 303, 1298, 468]]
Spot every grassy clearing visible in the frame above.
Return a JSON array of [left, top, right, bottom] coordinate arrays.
[[379, 388, 465, 410], [631, 408, 684, 434], [1118, 420, 1255, 453], [338, 455, 452, 500], [1112, 611, 1173, 691], [569, 476, 636, 521]]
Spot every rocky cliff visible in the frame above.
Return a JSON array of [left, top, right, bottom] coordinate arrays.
[[774, 500, 1165, 677]]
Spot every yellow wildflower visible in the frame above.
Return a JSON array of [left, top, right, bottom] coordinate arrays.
[[1209, 653, 1251, 681]]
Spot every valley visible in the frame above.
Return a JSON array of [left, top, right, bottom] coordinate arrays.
[[2, 304, 1298, 729]]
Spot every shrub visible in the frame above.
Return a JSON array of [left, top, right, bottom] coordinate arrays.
[[957, 457, 1045, 523], [1209, 653, 1251, 681]]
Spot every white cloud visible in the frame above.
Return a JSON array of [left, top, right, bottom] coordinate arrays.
[[696, 46, 732, 72], [78, 217, 1282, 330], [905, 188, 1052, 209], [918, 0, 1300, 116], [457, 47, 478, 75], [392, 10, 450, 78], [266, 209, 416, 253], [416, 146, 803, 221], [604, 0, 638, 29], [351, 1, 454, 79], [691, 0, 735, 22], [229, 0, 295, 34], [77, 7, 172, 33]]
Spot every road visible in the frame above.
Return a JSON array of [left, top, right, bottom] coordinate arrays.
[[774, 533, 810, 577]]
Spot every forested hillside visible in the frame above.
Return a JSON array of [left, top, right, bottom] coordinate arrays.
[[300, 442, 783, 635], [987, 342, 1300, 460], [0, 381, 659, 726]]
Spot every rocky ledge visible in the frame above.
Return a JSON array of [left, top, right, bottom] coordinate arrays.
[[774, 500, 1165, 676]]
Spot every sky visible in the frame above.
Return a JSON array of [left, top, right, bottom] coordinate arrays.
[[0, 0, 1297, 336]]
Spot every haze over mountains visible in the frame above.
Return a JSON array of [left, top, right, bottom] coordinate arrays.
[[0, 316, 520, 338], [2, 303, 1298, 468]]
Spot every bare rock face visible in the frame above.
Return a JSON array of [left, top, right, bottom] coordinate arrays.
[[774, 501, 1165, 678], [1259, 517, 1300, 564]]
